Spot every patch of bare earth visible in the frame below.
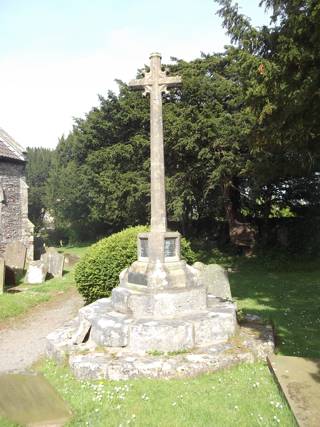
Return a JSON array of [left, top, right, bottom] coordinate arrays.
[[0, 288, 83, 373]]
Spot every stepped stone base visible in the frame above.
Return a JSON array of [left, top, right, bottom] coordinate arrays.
[[55, 295, 237, 353], [46, 314, 274, 380], [46, 259, 274, 380]]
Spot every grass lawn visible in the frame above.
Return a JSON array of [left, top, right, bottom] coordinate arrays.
[[230, 255, 320, 359], [57, 244, 94, 258], [35, 360, 295, 427], [2, 243, 318, 426], [0, 245, 89, 323]]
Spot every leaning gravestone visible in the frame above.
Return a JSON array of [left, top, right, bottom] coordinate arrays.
[[41, 248, 64, 278], [4, 241, 27, 270], [25, 260, 48, 284], [0, 259, 4, 294], [193, 262, 232, 300]]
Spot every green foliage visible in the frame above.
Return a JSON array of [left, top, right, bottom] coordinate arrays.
[[25, 147, 55, 229], [45, 89, 150, 240], [41, 4, 320, 246], [74, 225, 196, 303], [215, 0, 320, 214]]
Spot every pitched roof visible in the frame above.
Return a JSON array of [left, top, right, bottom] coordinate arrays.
[[0, 127, 26, 162]]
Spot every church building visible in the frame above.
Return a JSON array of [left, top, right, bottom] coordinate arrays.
[[0, 127, 34, 261]]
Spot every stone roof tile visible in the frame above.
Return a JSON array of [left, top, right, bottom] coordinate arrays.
[[0, 127, 26, 162]]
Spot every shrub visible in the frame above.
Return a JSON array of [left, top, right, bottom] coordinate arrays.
[[75, 225, 197, 303]]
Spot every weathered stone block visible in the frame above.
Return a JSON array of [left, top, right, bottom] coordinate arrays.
[[192, 308, 237, 346], [69, 353, 110, 380], [129, 319, 194, 352], [111, 287, 133, 314], [25, 260, 48, 284], [41, 249, 64, 278], [107, 361, 139, 380], [4, 241, 27, 270], [90, 312, 133, 347], [194, 262, 232, 300], [77, 298, 113, 323], [112, 285, 207, 318], [130, 286, 207, 318], [71, 319, 91, 345], [46, 322, 78, 363], [123, 259, 201, 290]]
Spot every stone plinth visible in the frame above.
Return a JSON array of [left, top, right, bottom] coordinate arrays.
[[46, 311, 274, 381], [48, 288, 237, 354], [112, 285, 207, 318]]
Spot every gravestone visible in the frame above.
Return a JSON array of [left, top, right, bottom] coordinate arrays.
[[268, 355, 320, 427], [41, 248, 64, 278], [0, 258, 4, 294], [25, 260, 48, 284], [4, 241, 27, 270], [0, 373, 72, 426], [193, 262, 232, 300]]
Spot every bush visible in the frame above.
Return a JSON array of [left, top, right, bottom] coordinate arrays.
[[75, 225, 197, 303]]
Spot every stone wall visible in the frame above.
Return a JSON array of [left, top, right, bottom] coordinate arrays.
[[0, 160, 34, 261]]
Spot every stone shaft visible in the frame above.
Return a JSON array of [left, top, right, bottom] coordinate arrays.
[[129, 53, 181, 264], [150, 54, 166, 233]]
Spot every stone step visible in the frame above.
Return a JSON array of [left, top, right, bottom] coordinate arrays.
[[87, 306, 237, 351], [129, 319, 194, 352], [111, 285, 207, 318], [78, 298, 113, 323], [90, 313, 134, 347]]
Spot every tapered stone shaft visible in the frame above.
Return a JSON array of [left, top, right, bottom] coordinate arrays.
[[150, 54, 166, 233]]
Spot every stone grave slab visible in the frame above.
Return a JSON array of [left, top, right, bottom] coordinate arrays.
[[193, 262, 232, 300], [4, 240, 27, 270], [268, 354, 320, 427], [26, 260, 48, 284], [41, 249, 64, 278], [0, 258, 4, 294], [0, 372, 72, 426]]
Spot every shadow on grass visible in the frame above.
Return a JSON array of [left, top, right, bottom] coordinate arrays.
[[228, 255, 320, 359]]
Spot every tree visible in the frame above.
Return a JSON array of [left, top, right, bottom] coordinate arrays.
[[45, 87, 150, 240], [215, 0, 320, 220], [25, 147, 55, 229]]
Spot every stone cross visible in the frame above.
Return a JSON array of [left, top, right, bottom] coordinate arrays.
[[129, 53, 181, 234]]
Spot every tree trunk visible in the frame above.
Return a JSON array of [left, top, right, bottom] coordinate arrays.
[[222, 178, 256, 253]]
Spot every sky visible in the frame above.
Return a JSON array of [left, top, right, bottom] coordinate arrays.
[[0, 0, 270, 149]]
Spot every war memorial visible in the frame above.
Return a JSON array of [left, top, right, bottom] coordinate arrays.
[[46, 53, 274, 380]]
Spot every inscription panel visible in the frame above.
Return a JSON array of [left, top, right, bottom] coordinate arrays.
[[140, 238, 148, 258], [165, 238, 176, 257]]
